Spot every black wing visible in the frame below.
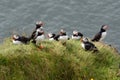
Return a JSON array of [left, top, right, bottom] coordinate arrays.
[[78, 32, 83, 37], [54, 35, 60, 41], [91, 32, 101, 42]]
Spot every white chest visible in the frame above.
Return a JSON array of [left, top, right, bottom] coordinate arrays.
[[49, 38, 54, 41], [81, 43, 85, 49], [35, 35, 45, 41], [71, 35, 81, 40], [59, 35, 69, 40], [100, 32, 107, 41], [12, 40, 22, 44]]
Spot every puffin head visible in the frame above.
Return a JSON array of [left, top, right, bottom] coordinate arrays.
[[83, 37, 89, 42], [60, 29, 66, 35], [48, 33, 56, 38], [101, 25, 109, 31], [81, 37, 89, 42], [73, 30, 78, 35], [35, 21, 44, 29], [12, 34, 19, 40]]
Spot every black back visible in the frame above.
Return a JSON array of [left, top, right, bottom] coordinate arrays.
[[91, 32, 102, 42], [54, 35, 60, 41], [84, 42, 95, 50], [18, 36, 31, 44]]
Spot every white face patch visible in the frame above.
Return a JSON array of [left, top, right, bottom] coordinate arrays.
[[103, 25, 108, 30], [13, 35, 19, 39], [36, 21, 43, 25], [83, 38, 88, 42], [48, 33, 52, 38], [60, 29, 64, 32], [73, 30, 78, 34]]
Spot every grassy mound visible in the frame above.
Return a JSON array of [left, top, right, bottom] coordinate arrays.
[[0, 38, 120, 80]]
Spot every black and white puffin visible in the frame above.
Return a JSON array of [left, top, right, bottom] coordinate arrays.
[[71, 30, 83, 40], [81, 37, 98, 52], [32, 28, 45, 44], [12, 34, 30, 44], [30, 21, 44, 39], [91, 25, 108, 42], [54, 29, 69, 41], [35, 21, 44, 30], [47, 33, 56, 41]]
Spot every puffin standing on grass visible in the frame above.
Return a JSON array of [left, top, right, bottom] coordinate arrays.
[[32, 28, 45, 44], [29, 21, 45, 49], [35, 21, 44, 30], [54, 29, 69, 46], [91, 25, 108, 42], [54, 29, 69, 41], [81, 37, 98, 52], [47, 33, 56, 41], [30, 21, 44, 39], [31, 28, 45, 49], [30, 21, 45, 43], [71, 30, 83, 40], [12, 34, 31, 44]]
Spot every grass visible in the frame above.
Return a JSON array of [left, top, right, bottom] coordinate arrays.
[[0, 38, 120, 80]]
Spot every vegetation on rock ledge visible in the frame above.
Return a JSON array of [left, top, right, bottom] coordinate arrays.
[[0, 38, 120, 80]]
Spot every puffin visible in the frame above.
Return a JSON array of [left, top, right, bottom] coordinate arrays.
[[12, 34, 31, 44], [91, 25, 108, 42], [54, 29, 69, 41], [81, 37, 98, 52], [47, 33, 56, 41], [32, 28, 45, 44], [35, 21, 44, 30], [30, 21, 44, 39], [71, 30, 83, 40]]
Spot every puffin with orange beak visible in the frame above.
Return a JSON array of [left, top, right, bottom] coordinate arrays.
[[71, 30, 83, 40], [54, 29, 69, 41], [91, 25, 109, 42], [12, 34, 31, 44], [81, 37, 98, 52], [47, 33, 56, 41], [30, 21, 44, 39]]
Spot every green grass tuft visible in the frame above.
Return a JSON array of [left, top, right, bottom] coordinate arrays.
[[0, 38, 120, 80]]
